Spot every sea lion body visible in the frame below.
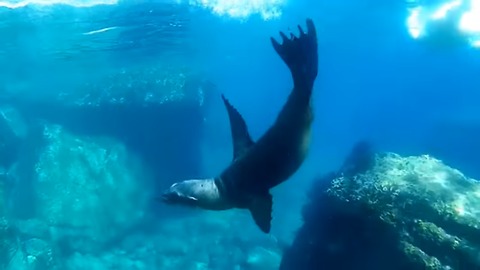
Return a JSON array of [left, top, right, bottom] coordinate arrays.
[[216, 92, 313, 208], [161, 19, 319, 233]]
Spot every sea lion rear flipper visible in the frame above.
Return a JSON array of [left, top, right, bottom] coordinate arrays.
[[249, 192, 273, 233], [221, 94, 254, 160], [270, 18, 318, 91]]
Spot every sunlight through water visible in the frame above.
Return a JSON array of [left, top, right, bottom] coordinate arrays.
[[186, 0, 284, 20], [0, 0, 285, 20], [406, 0, 480, 48], [0, 0, 117, 8]]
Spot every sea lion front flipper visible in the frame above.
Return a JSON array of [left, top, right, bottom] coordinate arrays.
[[221, 94, 255, 160], [270, 18, 318, 91], [249, 192, 273, 233]]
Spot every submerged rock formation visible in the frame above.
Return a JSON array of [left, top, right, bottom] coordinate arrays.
[[0, 65, 218, 268], [0, 124, 157, 269], [32, 125, 152, 250], [281, 142, 480, 270], [1, 65, 216, 187], [0, 105, 26, 170]]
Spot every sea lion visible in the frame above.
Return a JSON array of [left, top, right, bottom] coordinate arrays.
[[161, 18, 318, 233]]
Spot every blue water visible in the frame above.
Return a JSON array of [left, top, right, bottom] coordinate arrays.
[[0, 0, 479, 269]]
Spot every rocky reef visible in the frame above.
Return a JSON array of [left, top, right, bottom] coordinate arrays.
[[1, 64, 216, 188], [0, 123, 152, 269], [55, 65, 208, 108], [281, 141, 480, 270], [0, 121, 286, 270], [0, 61, 288, 269]]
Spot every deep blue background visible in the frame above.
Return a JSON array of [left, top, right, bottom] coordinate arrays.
[[187, 0, 480, 178]]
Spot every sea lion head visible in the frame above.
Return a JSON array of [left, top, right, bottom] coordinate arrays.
[[160, 178, 232, 210]]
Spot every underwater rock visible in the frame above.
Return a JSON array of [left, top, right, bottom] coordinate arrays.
[[32, 124, 153, 253], [245, 246, 281, 269], [0, 218, 16, 269], [0, 106, 30, 218], [6, 238, 58, 270], [65, 251, 147, 270], [281, 142, 480, 270], [0, 105, 26, 169], [67, 66, 208, 108], [0, 217, 58, 270], [1, 66, 215, 187], [14, 219, 50, 240]]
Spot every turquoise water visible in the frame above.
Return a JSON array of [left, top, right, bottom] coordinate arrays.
[[0, 0, 479, 269]]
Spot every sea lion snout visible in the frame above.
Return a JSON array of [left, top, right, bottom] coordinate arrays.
[[160, 181, 199, 205], [159, 178, 234, 210]]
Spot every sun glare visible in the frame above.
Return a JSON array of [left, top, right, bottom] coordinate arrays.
[[407, 7, 423, 38], [431, 0, 462, 20], [406, 0, 480, 48], [187, 0, 284, 20], [459, 4, 480, 32]]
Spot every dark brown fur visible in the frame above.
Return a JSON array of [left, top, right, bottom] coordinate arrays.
[[161, 19, 318, 234]]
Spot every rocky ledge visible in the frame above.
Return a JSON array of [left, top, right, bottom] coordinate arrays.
[[281, 141, 480, 270]]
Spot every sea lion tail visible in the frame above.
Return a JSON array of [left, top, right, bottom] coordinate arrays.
[[270, 18, 318, 92]]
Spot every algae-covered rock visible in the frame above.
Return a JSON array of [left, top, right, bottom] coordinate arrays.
[[32, 124, 152, 251], [63, 65, 207, 108], [328, 153, 480, 268], [281, 142, 480, 270]]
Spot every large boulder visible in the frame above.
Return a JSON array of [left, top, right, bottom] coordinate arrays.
[[30, 124, 153, 253], [281, 142, 480, 270]]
